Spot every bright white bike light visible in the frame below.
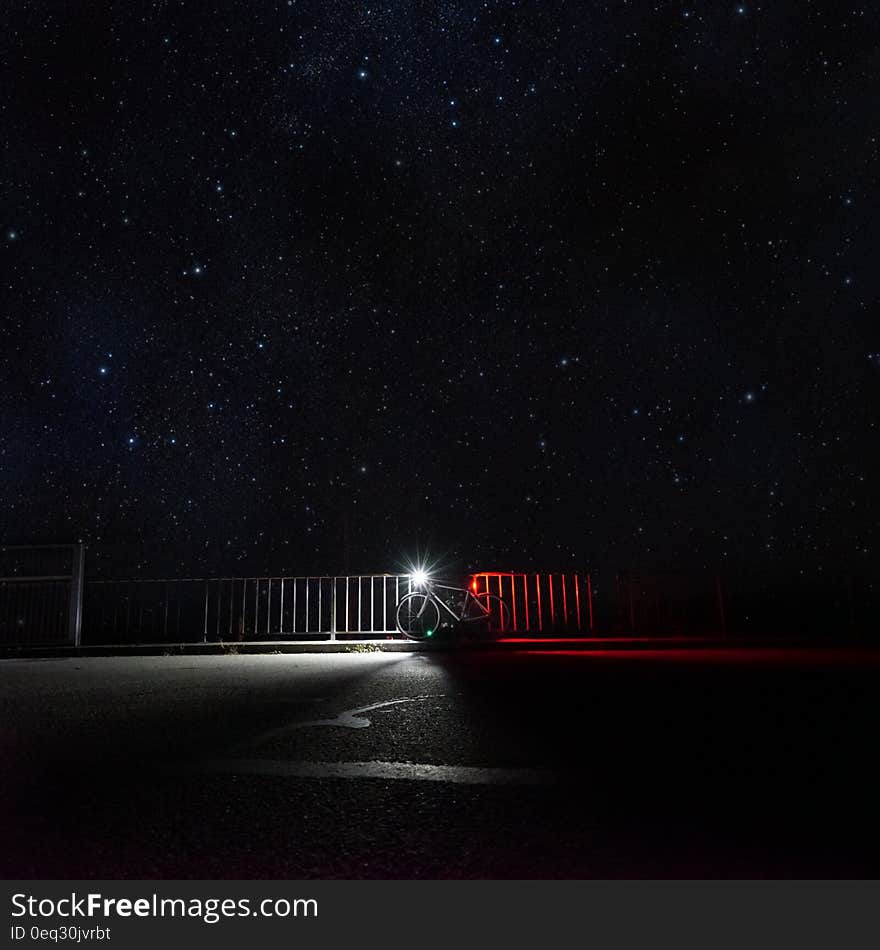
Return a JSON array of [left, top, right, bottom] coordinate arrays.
[[410, 569, 429, 587]]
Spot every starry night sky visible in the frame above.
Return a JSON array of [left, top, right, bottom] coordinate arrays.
[[1, 2, 877, 579]]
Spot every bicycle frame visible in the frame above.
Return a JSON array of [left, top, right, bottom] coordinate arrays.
[[417, 582, 491, 624]]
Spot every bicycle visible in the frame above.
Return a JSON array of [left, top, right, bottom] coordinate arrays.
[[395, 577, 510, 641]]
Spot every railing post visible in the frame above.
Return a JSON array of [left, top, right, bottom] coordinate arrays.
[[67, 543, 85, 647], [330, 578, 337, 641]]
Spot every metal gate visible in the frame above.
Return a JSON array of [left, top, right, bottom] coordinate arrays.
[[0, 544, 85, 645]]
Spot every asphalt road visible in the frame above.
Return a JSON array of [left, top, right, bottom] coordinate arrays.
[[2, 647, 878, 878]]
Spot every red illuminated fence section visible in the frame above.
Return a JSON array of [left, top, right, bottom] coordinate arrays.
[[470, 572, 594, 634]]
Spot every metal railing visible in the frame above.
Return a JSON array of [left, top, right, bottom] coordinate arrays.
[[8, 559, 872, 646], [84, 574, 417, 643], [83, 572, 596, 643], [471, 573, 594, 634], [0, 544, 84, 645]]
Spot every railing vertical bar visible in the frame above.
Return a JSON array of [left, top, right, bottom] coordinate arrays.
[[68, 543, 84, 646], [280, 578, 285, 635], [561, 574, 569, 630], [331, 577, 337, 640], [254, 579, 260, 638], [536, 574, 543, 633], [267, 578, 272, 636], [241, 577, 247, 639], [510, 574, 518, 632], [574, 573, 582, 632], [498, 574, 505, 633]]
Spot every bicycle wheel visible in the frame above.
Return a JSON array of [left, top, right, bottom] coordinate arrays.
[[396, 592, 441, 640], [474, 592, 511, 636]]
